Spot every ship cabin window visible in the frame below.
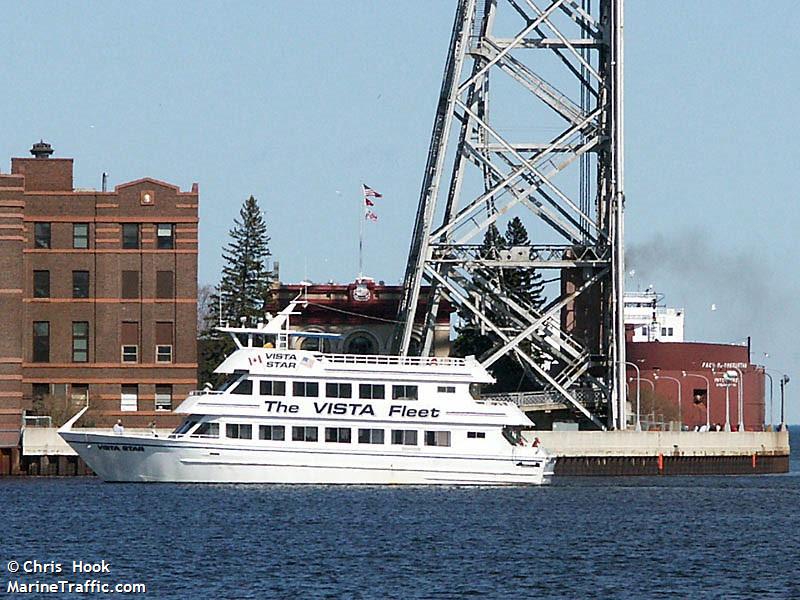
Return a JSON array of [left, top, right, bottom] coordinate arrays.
[[392, 385, 418, 400], [467, 431, 486, 439], [325, 427, 351, 443], [260, 380, 286, 396], [469, 384, 482, 400], [425, 431, 451, 447], [173, 419, 199, 436], [641, 326, 648, 337], [293, 381, 319, 397], [358, 428, 384, 444], [192, 422, 219, 438], [292, 426, 318, 442], [667, 327, 674, 336], [359, 383, 385, 400], [391, 429, 418, 446], [661, 327, 667, 336], [437, 386, 456, 394], [226, 423, 252, 439], [231, 379, 253, 395], [259, 425, 285, 441], [326, 382, 352, 398]]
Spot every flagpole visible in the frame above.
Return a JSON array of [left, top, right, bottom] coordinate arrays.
[[358, 185, 364, 280]]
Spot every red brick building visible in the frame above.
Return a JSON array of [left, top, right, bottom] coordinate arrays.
[[0, 142, 198, 448]]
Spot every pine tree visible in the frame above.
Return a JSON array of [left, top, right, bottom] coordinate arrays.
[[503, 217, 545, 311], [200, 196, 272, 386], [208, 195, 273, 331]]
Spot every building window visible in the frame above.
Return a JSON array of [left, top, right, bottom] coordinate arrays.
[[259, 425, 285, 441], [73, 223, 89, 249], [425, 431, 451, 447], [121, 271, 140, 299], [72, 322, 89, 362], [32, 383, 50, 401], [392, 385, 418, 400], [291, 426, 318, 442], [121, 321, 139, 363], [122, 223, 140, 249], [156, 322, 174, 363], [325, 427, 351, 443], [259, 380, 286, 396], [72, 271, 89, 299], [293, 381, 319, 397], [226, 423, 253, 439], [33, 270, 50, 298], [467, 431, 486, 439], [34, 223, 50, 249], [437, 386, 455, 394], [155, 384, 172, 411], [156, 223, 175, 249], [192, 422, 219, 438], [33, 321, 50, 362], [391, 429, 418, 445], [156, 271, 174, 299], [231, 379, 253, 395], [358, 428, 384, 444], [120, 384, 138, 412], [70, 384, 89, 404], [359, 383, 385, 400], [326, 382, 352, 398], [345, 333, 377, 355]]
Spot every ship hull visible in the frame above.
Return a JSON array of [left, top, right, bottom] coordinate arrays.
[[60, 431, 555, 485]]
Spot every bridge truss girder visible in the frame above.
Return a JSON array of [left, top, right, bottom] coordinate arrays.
[[393, 0, 627, 429]]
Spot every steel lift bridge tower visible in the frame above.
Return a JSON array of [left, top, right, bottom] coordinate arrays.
[[393, 0, 627, 429]]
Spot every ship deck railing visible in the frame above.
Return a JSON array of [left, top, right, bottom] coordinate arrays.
[[320, 354, 468, 367]]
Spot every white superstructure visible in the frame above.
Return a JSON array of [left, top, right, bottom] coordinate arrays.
[[60, 298, 555, 485], [624, 290, 685, 342]]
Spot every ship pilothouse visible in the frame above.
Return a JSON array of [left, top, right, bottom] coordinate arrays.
[[60, 297, 555, 484]]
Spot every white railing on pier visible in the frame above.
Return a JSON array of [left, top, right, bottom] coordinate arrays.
[[321, 354, 467, 368]]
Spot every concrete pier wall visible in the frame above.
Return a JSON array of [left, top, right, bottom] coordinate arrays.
[[526, 430, 790, 476]]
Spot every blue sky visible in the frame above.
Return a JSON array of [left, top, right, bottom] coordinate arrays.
[[2, 2, 798, 421]]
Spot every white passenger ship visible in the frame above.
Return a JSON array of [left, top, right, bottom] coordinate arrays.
[[60, 299, 555, 485]]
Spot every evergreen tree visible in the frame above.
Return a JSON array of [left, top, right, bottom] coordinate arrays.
[[200, 195, 272, 386], [503, 217, 545, 311], [207, 195, 273, 331]]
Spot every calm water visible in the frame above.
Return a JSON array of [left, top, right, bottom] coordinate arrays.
[[1, 430, 798, 599]]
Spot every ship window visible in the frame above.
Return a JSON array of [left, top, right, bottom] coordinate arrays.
[[292, 426, 318, 442], [391, 429, 417, 445], [437, 386, 456, 394], [359, 383, 385, 400], [467, 431, 486, 439], [293, 381, 319, 397], [425, 431, 451, 447], [226, 423, 252, 439], [260, 380, 286, 396], [259, 425, 285, 441], [231, 379, 253, 395], [326, 382, 352, 398], [661, 327, 667, 336], [392, 385, 418, 400], [358, 428, 384, 444], [668, 327, 674, 336], [192, 422, 219, 438], [173, 419, 198, 435], [325, 427, 351, 443], [641, 326, 648, 336]]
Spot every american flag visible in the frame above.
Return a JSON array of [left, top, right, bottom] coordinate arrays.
[[362, 184, 383, 198]]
